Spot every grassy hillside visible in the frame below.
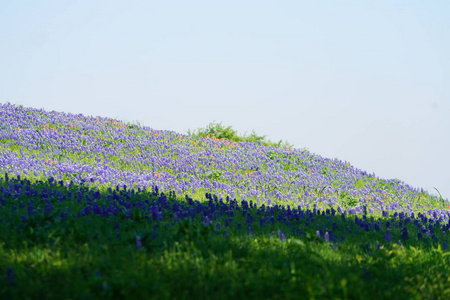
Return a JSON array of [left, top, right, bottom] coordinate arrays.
[[0, 102, 449, 299]]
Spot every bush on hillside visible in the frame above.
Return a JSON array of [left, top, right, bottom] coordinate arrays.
[[188, 121, 293, 148]]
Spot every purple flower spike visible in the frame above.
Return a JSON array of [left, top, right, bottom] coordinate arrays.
[[324, 232, 329, 242], [400, 227, 409, 240], [136, 235, 142, 249], [278, 230, 286, 242], [384, 230, 393, 243], [7, 267, 15, 287]]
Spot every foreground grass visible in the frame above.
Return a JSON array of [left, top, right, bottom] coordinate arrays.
[[0, 176, 449, 299], [3, 234, 449, 299]]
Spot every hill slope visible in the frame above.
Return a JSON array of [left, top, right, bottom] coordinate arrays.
[[1, 102, 449, 299], [0, 103, 447, 214]]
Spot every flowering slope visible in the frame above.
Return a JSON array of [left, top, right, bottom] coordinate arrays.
[[0, 103, 447, 219], [1, 103, 450, 299]]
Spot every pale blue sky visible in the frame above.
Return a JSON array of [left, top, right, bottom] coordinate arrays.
[[1, 0, 449, 199]]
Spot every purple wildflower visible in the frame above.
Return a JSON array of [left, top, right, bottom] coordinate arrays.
[[152, 224, 158, 240], [279, 230, 286, 242], [384, 230, 393, 243], [7, 267, 15, 287], [400, 227, 409, 240], [136, 236, 142, 249], [259, 217, 265, 227], [331, 243, 339, 249]]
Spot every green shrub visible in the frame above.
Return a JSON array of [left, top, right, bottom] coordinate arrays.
[[188, 121, 293, 148]]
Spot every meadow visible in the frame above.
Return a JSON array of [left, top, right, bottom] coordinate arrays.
[[0, 102, 449, 299]]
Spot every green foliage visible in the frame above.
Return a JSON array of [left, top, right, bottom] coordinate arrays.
[[188, 121, 241, 141], [188, 121, 293, 148], [206, 170, 223, 182], [434, 187, 449, 208], [1, 176, 449, 299], [356, 179, 366, 190], [126, 120, 141, 129], [339, 191, 359, 208]]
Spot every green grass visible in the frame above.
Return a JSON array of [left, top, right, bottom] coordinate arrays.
[[0, 176, 449, 299], [3, 233, 449, 299]]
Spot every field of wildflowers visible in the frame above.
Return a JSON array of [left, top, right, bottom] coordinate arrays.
[[0, 102, 449, 299]]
